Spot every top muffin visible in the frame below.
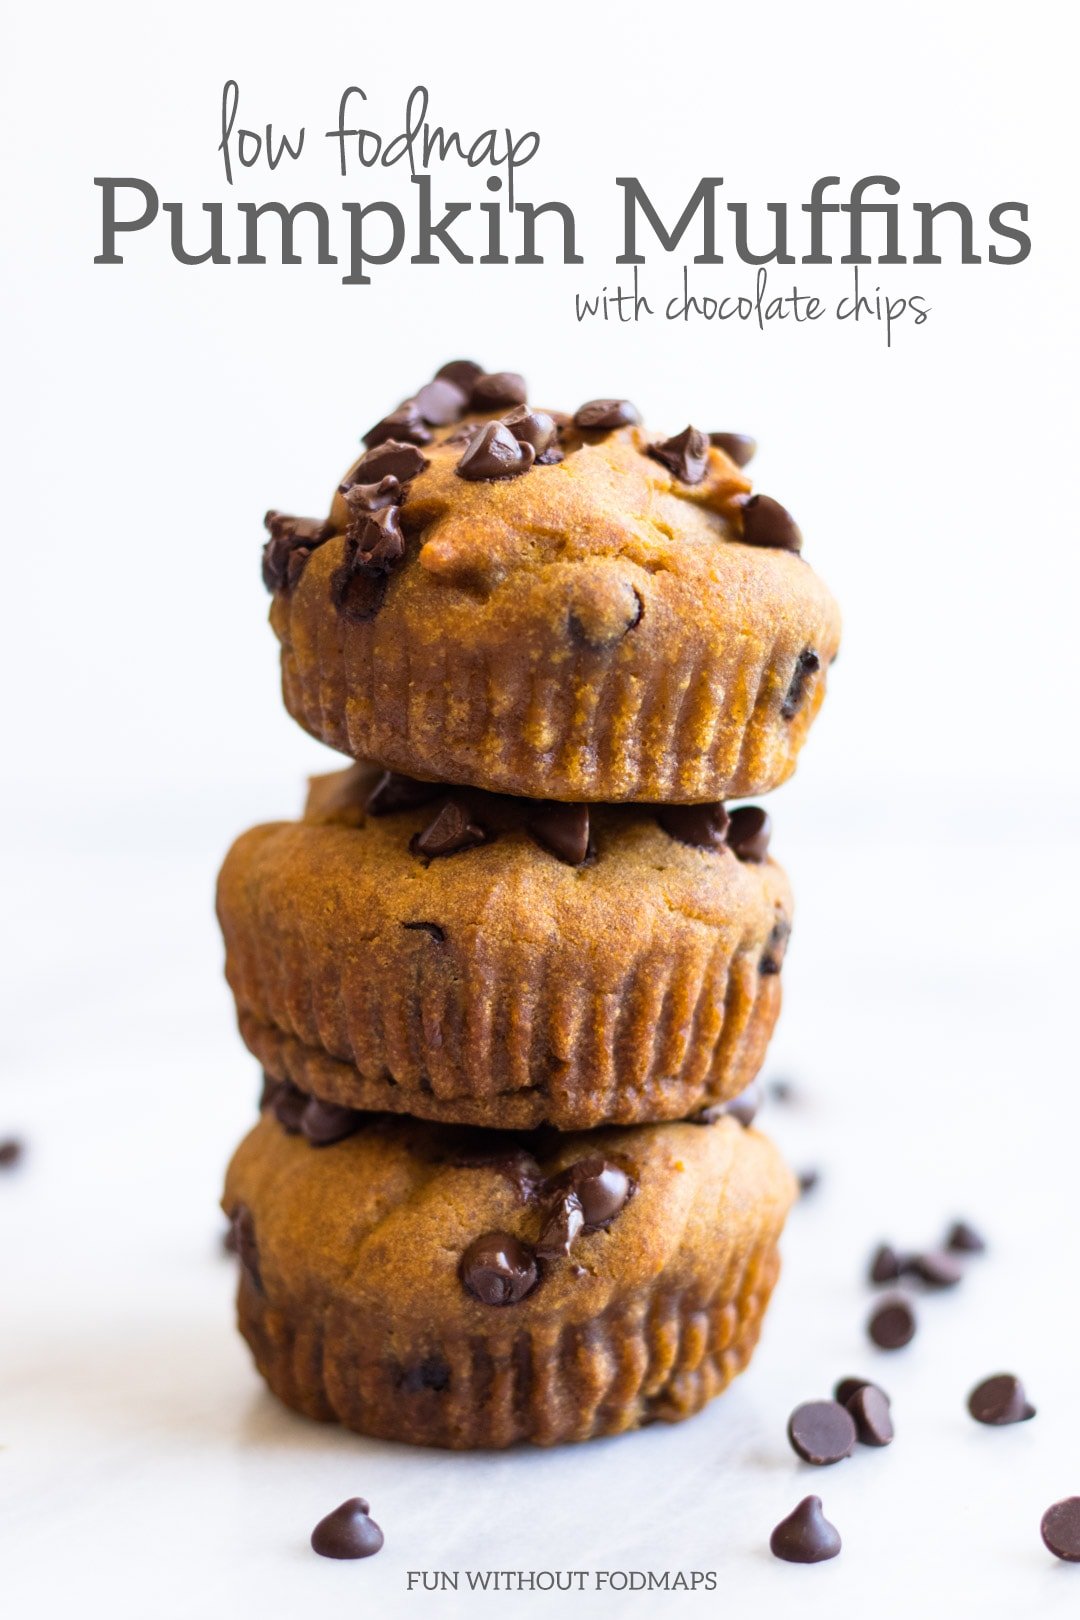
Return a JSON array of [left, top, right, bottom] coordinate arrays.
[[263, 362, 841, 803]]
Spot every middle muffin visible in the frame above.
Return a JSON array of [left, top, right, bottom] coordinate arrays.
[[217, 764, 793, 1131]]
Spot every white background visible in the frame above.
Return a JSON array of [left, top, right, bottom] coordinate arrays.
[[2, 1, 1079, 1616]]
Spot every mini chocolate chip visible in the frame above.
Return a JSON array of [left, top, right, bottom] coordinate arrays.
[[869, 1244, 903, 1284], [330, 542, 390, 623], [903, 1249, 964, 1289], [261, 511, 333, 594], [411, 797, 488, 859], [436, 359, 485, 391], [573, 398, 641, 430], [846, 1384, 894, 1446], [535, 1191, 585, 1260], [868, 1295, 917, 1350], [833, 1376, 875, 1407], [470, 370, 528, 409], [727, 805, 771, 862], [740, 493, 803, 553], [945, 1219, 987, 1254], [708, 432, 757, 467], [300, 1096, 364, 1147], [399, 1355, 451, 1393], [402, 921, 446, 943], [349, 440, 429, 486], [230, 1204, 261, 1291], [787, 1400, 857, 1465], [456, 420, 536, 481], [0, 1137, 24, 1169], [460, 1231, 538, 1305], [271, 1080, 307, 1134], [527, 803, 590, 865], [648, 425, 709, 485], [501, 405, 559, 457], [798, 1168, 821, 1197], [967, 1373, 1036, 1426], [1041, 1498, 1080, 1562], [311, 1498, 384, 1560], [770, 1497, 842, 1564], [781, 648, 822, 720], [658, 802, 730, 850], [363, 399, 432, 449], [365, 771, 441, 817], [414, 377, 468, 425]]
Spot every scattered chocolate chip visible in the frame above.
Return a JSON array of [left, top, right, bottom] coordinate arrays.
[[347, 439, 428, 487], [261, 511, 333, 594], [300, 1096, 364, 1147], [460, 1231, 538, 1305], [869, 1244, 903, 1284], [720, 1081, 763, 1129], [787, 1401, 857, 1466], [759, 915, 791, 976], [535, 1191, 585, 1260], [798, 1169, 820, 1197], [658, 802, 730, 850], [414, 377, 468, 425], [411, 797, 488, 859], [846, 1383, 894, 1446], [470, 370, 528, 410], [967, 1374, 1036, 1426], [945, 1219, 987, 1255], [311, 1498, 384, 1560], [903, 1249, 964, 1289], [270, 1080, 307, 1134], [363, 399, 432, 449], [365, 771, 441, 817], [456, 420, 536, 481], [833, 1376, 874, 1407], [727, 805, 771, 862], [868, 1296, 917, 1350], [330, 542, 391, 623], [740, 493, 803, 553], [501, 405, 559, 459], [402, 921, 446, 943], [0, 1137, 24, 1169], [781, 648, 822, 721], [1041, 1498, 1080, 1562], [648, 425, 709, 485], [436, 359, 485, 391], [708, 432, 757, 467], [399, 1355, 451, 1393], [573, 398, 641, 430], [769, 1078, 798, 1104], [770, 1496, 841, 1563], [527, 803, 590, 865], [229, 1204, 261, 1290]]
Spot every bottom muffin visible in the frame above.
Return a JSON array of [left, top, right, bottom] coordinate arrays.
[[223, 1094, 795, 1448]]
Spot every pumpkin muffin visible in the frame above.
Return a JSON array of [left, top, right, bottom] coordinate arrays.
[[263, 363, 841, 803], [216, 763, 793, 1131], [223, 1098, 796, 1448]]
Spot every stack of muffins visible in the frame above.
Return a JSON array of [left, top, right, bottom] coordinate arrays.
[[218, 363, 841, 1449]]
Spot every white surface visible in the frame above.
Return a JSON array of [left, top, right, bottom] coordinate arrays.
[[3, 1, 1080, 1615]]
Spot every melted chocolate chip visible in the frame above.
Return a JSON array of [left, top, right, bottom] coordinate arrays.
[[770, 1497, 841, 1563], [411, 797, 488, 859], [363, 400, 432, 449], [366, 771, 440, 817], [449, 1142, 542, 1199], [740, 493, 803, 553], [573, 398, 641, 430], [781, 649, 822, 719], [460, 1231, 538, 1305], [300, 1096, 364, 1147], [501, 405, 559, 458], [561, 1155, 631, 1226], [727, 805, 772, 862], [787, 1400, 857, 1466], [414, 377, 468, 425], [344, 503, 406, 575], [456, 420, 536, 481], [229, 1204, 261, 1291], [330, 542, 391, 623], [527, 803, 590, 865], [347, 440, 428, 487], [399, 1355, 451, 1393], [342, 474, 404, 515], [708, 432, 757, 467], [261, 511, 333, 594], [310, 1498, 384, 1560], [436, 359, 484, 391], [270, 1080, 307, 1134], [868, 1295, 917, 1350], [967, 1373, 1036, 1426], [648, 425, 709, 484], [658, 802, 730, 850], [470, 370, 528, 410], [402, 921, 446, 943], [535, 1192, 585, 1260]]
